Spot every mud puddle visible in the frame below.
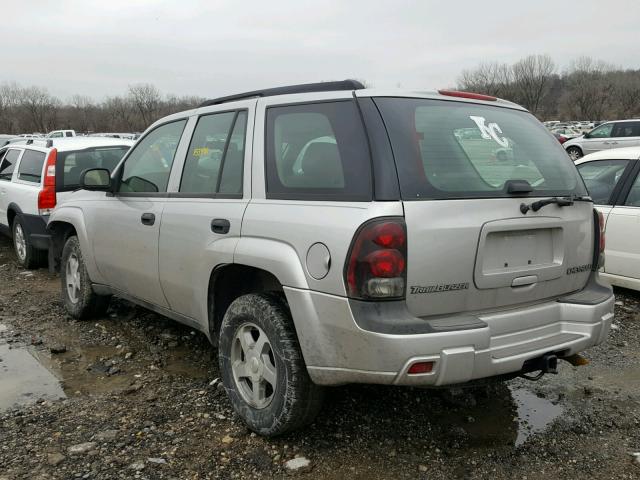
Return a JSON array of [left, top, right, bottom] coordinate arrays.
[[0, 316, 212, 412], [442, 386, 564, 447], [0, 324, 65, 411]]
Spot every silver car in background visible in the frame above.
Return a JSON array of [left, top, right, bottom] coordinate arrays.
[[564, 119, 640, 160]]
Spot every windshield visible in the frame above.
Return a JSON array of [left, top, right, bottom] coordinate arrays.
[[374, 98, 587, 200], [56, 146, 130, 191]]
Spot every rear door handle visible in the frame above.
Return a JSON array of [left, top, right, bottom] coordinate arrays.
[[211, 218, 230, 234], [141, 212, 155, 226]]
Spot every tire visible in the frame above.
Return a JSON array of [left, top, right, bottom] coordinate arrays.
[[566, 146, 583, 161], [12, 216, 47, 269], [219, 293, 324, 436], [60, 235, 110, 319]]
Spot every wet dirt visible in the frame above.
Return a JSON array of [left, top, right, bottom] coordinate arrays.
[[0, 235, 639, 479]]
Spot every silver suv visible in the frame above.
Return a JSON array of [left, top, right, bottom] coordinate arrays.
[[47, 80, 614, 436]]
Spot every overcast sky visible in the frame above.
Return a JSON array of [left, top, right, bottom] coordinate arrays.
[[3, 0, 640, 100]]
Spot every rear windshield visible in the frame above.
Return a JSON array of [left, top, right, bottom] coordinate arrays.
[[56, 146, 130, 191], [375, 98, 587, 200]]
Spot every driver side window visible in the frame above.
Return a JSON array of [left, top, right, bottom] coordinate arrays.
[[119, 120, 186, 193], [588, 123, 613, 139]]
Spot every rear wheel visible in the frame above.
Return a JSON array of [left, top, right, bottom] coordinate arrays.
[[61, 236, 110, 319], [12, 216, 46, 269], [566, 146, 583, 161], [219, 293, 324, 436]]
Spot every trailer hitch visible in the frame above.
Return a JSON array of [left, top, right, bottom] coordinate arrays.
[[519, 353, 559, 381]]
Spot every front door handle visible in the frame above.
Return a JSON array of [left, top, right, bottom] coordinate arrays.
[[211, 218, 230, 234], [141, 212, 155, 226]]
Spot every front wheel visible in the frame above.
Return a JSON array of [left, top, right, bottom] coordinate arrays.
[[60, 236, 110, 319], [566, 146, 583, 161], [219, 293, 324, 436]]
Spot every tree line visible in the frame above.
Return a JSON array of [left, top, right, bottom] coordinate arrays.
[[457, 55, 640, 121], [0, 83, 203, 135], [3, 55, 640, 135]]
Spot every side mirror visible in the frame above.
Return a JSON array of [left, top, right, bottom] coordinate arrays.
[[583, 132, 590, 139], [80, 168, 112, 191]]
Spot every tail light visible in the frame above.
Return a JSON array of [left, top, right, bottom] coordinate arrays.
[[345, 218, 407, 299], [597, 210, 605, 254], [593, 209, 605, 269], [38, 148, 57, 215]]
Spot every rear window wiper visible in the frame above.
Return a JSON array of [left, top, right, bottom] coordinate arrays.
[[520, 196, 575, 214]]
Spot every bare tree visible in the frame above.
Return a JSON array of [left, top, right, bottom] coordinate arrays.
[[511, 54, 556, 114], [458, 62, 513, 98], [0, 82, 21, 133], [560, 57, 617, 120], [20, 86, 60, 133], [69, 94, 95, 132], [103, 96, 135, 132], [128, 83, 161, 129]]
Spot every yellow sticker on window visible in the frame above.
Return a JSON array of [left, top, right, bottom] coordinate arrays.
[[193, 147, 209, 157]]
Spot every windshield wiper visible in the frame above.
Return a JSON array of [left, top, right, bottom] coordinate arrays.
[[520, 196, 575, 214]]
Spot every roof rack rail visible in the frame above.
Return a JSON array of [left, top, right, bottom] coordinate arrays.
[[199, 79, 366, 107], [24, 138, 53, 148]]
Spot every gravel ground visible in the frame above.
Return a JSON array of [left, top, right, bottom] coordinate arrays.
[[0, 235, 639, 479]]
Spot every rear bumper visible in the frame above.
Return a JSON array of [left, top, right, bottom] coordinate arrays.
[[21, 214, 50, 250], [285, 275, 614, 387]]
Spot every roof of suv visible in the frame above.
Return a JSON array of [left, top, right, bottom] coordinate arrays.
[[197, 79, 525, 111], [5, 136, 134, 152]]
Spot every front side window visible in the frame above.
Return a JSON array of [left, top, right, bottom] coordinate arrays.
[[119, 120, 186, 193], [577, 159, 629, 205], [375, 98, 587, 200], [179, 110, 247, 195], [265, 101, 372, 200], [0, 149, 21, 181], [17, 150, 46, 183], [588, 123, 613, 138]]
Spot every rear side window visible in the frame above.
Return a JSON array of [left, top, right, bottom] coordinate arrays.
[[180, 110, 247, 195], [576, 159, 629, 205], [57, 146, 130, 190], [375, 98, 587, 200], [119, 120, 186, 193], [625, 172, 640, 207], [265, 101, 372, 201], [612, 122, 640, 138], [0, 149, 20, 181], [17, 150, 46, 183], [65, 132, 73, 137]]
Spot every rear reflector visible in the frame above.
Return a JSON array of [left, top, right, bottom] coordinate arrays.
[[408, 361, 434, 375], [438, 89, 497, 101]]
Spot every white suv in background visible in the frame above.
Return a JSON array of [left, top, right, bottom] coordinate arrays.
[[0, 137, 133, 268]]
